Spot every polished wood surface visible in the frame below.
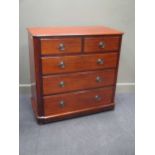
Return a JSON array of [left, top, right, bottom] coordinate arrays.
[[37, 103, 114, 124], [28, 34, 37, 113], [41, 37, 82, 55], [44, 87, 113, 116], [28, 26, 123, 37], [43, 69, 115, 95], [42, 53, 118, 75], [28, 36, 44, 116], [84, 36, 120, 52], [28, 26, 123, 123]]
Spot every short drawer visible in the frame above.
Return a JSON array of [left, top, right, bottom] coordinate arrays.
[[42, 53, 118, 75], [84, 36, 120, 52], [41, 37, 82, 55], [43, 69, 115, 95], [43, 87, 114, 116]]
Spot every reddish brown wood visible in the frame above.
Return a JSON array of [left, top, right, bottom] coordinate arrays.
[[43, 87, 113, 116], [28, 34, 36, 106], [84, 36, 120, 52], [27, 26, 123, 37], [111, 36, 123, 102], [37, 103, 114, 124], [41, 37, 82, 55], [33, 38, 44, 116], [27, 26, 123, 124], [43, 69, 115, 95], [41, 53, 118, 75], [28, 35, 44, 116]]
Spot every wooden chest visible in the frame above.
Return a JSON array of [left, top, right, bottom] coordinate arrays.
[[27, 26, 123, 124]]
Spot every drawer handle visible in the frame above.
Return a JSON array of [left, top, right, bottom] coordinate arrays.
[[58, 61, 65, 68], [95, 95, 102, 101], [96, 76, 103, 82], [98, 41, 105, 48], [58, 43, 65, 51], [59, 100, 65, 107], [59, 81, 65, 87], [97, 58, 104, 64]]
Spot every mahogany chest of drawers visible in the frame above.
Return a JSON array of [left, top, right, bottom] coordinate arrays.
[[27, 26, 123, 124]]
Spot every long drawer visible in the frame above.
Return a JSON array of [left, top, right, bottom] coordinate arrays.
[[43, 69, 115, 95], [43, 87, 114, 116], [41, 53, 118, 75]]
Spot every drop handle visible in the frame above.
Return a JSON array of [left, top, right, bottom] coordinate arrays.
[[95, 95, 102, 101], [98, 41, 105, 48], [58, 43, 65, 51], [97, 58, 104, 64], [59, 100, 65, 107], [58, 61, 65, 68], [96, 76, 103, 82]]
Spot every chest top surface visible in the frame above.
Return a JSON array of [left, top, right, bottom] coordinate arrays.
[[27, 26, 123, 37], [28, 25, 123, 123]]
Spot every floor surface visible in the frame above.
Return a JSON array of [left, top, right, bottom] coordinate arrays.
[[19, 93, 135, 155]]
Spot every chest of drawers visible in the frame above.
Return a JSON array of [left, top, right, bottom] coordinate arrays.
[[27, 26, 123, 124]]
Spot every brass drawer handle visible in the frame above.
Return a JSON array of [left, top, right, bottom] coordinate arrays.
[[97, 58, 104, 64], [96, 76, 103, 82], [59, 81, 65, 87], [59, 100, 65, 107], [58, 61, 65, 68], [98, 41, 105, 48], [58, 43, 65, 51], [95, 95, 102, 101]]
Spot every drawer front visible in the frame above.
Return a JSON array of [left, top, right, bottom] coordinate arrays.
[[42, 53, 118, 75], [44, 87, 113, 116], [41, 37, 82, 55], [84, 36, 120, 52], [43, 69, 115, 95]]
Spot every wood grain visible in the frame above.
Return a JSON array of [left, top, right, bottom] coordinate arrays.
[[43, 69, 115, 95], [27, 26, 123, 37], [29, 36, 44, 116], [84, 36, 120, 52], [41, 37, 82, 55], [27, 26, 123, 124], [43, 87, 113, 116], [41, 53, 118, 75]]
